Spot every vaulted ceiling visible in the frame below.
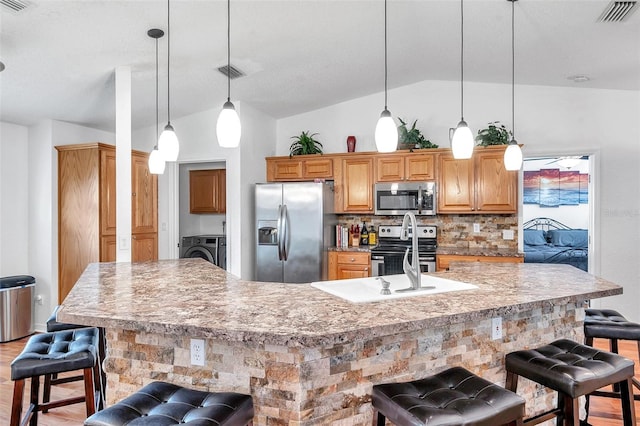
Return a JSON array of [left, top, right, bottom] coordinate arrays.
[[1, 0, 638, 131]]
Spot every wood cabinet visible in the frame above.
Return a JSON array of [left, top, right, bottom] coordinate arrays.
[[375, 153, 435, 182], [436, 254, 523, 272], [335, 157, 374, 213], [189, 169, 226, 214], [266, 156, 333, 181], [328, 251, 371, 280], [438, 146, 517, 214], [57, 143, 158, 302]]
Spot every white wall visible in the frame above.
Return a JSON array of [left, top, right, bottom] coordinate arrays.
[[0, 122, 29, 276], [134, 102, 276, 276], [278, 80, 640, 322]]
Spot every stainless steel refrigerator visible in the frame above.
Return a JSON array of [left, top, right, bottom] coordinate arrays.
[[255, 181, 336, 283]]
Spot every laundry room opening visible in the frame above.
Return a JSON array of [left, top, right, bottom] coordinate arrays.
[[178, 161, 227, 269]]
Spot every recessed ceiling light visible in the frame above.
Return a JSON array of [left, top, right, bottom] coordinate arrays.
[[567, 75, 590, 83]]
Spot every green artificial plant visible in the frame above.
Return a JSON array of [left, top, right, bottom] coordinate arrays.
[[397, 118, 438, 150], [289, 131, 323, 157], [475, 121, 512, 146]]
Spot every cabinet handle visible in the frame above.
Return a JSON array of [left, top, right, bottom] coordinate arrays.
[[350, 258, 355, 262], [364, 267, 368, 271]]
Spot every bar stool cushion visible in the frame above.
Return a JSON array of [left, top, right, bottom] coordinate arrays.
[[84, 381, 254, 426], [372, 366, 525, 426], [46, 305, 83, 332], [505, 338, 634, 398], [11, 328, 99, 380], [585, 308, 640, 340]]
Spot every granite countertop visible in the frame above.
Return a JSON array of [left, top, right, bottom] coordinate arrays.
[[59, 259, 621, 347], [329, 246, 372, 252]]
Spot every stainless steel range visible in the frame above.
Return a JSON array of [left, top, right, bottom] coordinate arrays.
[[370, 225, 437, 276]]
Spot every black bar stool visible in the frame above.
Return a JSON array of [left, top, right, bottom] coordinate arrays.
[[84, 381, 254, 425], [43, 305, 106, 411], [372, 366, 525, 425], [505, 339, 636, 426], [10, 327, 102, 426], [584, 308, 640, 400]]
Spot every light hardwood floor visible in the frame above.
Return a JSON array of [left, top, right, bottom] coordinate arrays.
[[1, 334, 639, 425]]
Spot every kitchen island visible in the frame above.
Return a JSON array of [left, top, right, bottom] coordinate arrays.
[[59, 259, 622, 425]]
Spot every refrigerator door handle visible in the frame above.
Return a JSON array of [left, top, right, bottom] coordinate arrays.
[[276, 204, 284, 261], [281, 204, 289, 261]]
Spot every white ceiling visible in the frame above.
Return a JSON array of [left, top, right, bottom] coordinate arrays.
[[1, 0, 639, 132]]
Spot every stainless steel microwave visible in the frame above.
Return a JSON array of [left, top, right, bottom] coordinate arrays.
[[374, 182, 436, 216]]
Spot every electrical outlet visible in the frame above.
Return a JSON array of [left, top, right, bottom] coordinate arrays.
[[502, 230, 514, 240], [473, 223, 480, 233], [491, 317, 503, 340], [190, 338, 205, 366]]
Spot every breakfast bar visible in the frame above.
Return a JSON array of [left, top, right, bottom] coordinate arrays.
[[58, 258, 622, 425]]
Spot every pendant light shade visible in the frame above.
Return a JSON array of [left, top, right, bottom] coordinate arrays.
[[217, 101, 241, 148], [159, 123, 179, 161], [159, 0, 179, 162], [148, 28, 166, 175], [504, 0, 523, 171], [451, 120, 474, 159], [452, 0, 474, 160], [217, 0, 241, 148], [375, 0, 398, 153], [148, 147, 166, 174], [375, 109, 398, 153]]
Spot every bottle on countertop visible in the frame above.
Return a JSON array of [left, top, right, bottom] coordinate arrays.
[[349, 224, 355, 247], [368, 225, 377, 246], [352, 224, 360, 247], [360, 222, 369, 246]]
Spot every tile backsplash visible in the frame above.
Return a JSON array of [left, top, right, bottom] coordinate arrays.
[[337, 214, 518, 251]]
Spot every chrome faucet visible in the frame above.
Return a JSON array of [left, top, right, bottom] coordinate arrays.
[[399, 212, 421, 291]]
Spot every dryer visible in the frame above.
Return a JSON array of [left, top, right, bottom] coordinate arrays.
[[180, 235, 226, 269]]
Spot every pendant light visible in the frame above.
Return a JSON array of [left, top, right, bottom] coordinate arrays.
[[216, 0, 241, 148], [148, 29, 166, 175], [158, 0, 180, 162], [504, 0, 523, 171], [451, 0, 474, 160], [374, 0, 398, 153]]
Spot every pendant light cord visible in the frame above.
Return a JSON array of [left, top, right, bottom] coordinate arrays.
[[460, 0, 464, 120], [155, 36, 159, 142], [227, 0, 231, 102], [167, 0, 171, 124], [511, 0, 516, 140], [384, 0, 388, 109]]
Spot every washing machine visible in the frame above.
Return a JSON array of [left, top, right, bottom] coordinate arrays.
[[180, 235, 226, 269]]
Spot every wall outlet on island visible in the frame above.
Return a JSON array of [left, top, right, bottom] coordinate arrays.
[[190, 338, 205, 366], [491, 317, 503, 340]]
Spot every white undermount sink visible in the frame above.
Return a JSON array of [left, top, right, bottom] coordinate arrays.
[[310, 274, 478, 303]]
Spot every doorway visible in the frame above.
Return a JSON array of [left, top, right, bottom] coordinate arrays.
[[521, 155, 593, 273]]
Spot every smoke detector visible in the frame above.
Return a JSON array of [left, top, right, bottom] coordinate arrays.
[[598, 1, 638, 22]]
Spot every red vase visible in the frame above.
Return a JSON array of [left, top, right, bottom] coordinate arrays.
[[346, 136, 356, 152]]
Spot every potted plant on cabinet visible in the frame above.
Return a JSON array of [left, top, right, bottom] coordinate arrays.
[[475, 121, 511, 146], [289, 131, 323, 157], [398, 118, 438, 151]]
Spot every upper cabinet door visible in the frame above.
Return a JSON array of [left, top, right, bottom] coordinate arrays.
[[438, 154, 474, 213], [340, 158, 374, 213], [131, 152, 158, 234], [475, 150, 517, 212], [375, 156, 405, 182], [405, 153, 435, 181], [100, 148, 117, 235], [189, 169, 226, 214]]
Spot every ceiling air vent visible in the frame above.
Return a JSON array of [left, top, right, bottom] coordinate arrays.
[[217, 64, 245, 80], [598, 1, 638, 22], [1, 0, 30, 13]]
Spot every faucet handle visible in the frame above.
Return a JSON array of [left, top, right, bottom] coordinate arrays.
[[376, 277, 391, 295]]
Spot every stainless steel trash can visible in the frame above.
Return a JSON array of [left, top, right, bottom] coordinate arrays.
[[0, 275, 35, 343]]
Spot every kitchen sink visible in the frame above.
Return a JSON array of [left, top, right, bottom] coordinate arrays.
[[310, 274, 478, 303]]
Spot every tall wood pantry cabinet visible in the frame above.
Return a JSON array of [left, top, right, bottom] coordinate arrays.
[[56, 143, 158, 302]]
